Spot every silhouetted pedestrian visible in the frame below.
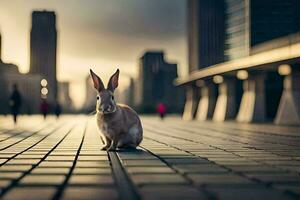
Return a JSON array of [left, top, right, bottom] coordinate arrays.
[[54, 101, 62, 118], [40, 99, 49, 119], [9, 84, 22, 124], [156, 102, 166, 120]]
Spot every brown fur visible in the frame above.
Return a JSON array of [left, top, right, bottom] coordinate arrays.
[[90, 69, 143, 151]]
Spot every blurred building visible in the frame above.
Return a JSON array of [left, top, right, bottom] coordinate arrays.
[[0, 30, 44, 114], [30, 11, 57, 104], [0, 62, 41, 114], [135, 51, 184, 113], [127, 77, 135, 107], [58, 81, 73, 112], [176, 0, 300, 124], [82, 75, 97, 113]]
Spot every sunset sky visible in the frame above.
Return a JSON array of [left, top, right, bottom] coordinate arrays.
[[0, 0, 187, 107]]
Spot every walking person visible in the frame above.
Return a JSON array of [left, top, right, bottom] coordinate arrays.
[[9, 84, 22, 124], [54, 101, 62, 118], [156, 102, 167, 120], [40, 99, 49, 119]]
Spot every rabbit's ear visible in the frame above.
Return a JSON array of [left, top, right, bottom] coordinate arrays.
[[90, 69, 105, 92], [107, 69, 119, 92]]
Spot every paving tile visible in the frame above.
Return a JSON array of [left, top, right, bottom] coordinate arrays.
[[273, 183, 300, 195], [140, 185, 208, 200], [174, 164, 228, 174], [75, 161, 110, 168], [73, 167, 111, 175], [78, 156, 108, 161], [228, 165, 288, 173], [2, 187, 56, 200], [122, 160, 166, 167], [188, 174, 253, 186], [132, 174, 187, 185], [126, 166, 175, 174], [0, 172, 23, 179], [45, 156, 75, 161], [0, 180, 11, 189], [6, 159, 41, 165], [68, 175, 114, 186], [15, 155, 45, 159], [38, 161, 73, 168], [61, 186, 118, 200], [163, 158, 210, 165], [31, 168, 70, 175], [20, 175, 65, 186], [0, 165, 32, 172], [247, 173, 300, 183], [207, 187, 295, 200]]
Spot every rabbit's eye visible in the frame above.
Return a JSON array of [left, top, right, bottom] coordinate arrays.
[[96, 96, 100, 100]]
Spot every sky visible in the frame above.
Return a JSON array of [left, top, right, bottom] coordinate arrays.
[[0, 0, 187, 107]]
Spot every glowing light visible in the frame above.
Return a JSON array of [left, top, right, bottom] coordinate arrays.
[[237, 70, 248, 80], [213, 75, 224, 84], [41, 88, 48, 95], [278, 64, 291, 76], [41, 79, 48, 87]]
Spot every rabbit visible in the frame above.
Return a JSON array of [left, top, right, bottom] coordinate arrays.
[[90, 69, 143, 151]]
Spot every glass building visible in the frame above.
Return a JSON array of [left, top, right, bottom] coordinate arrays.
[[188, 0, 300, 69]]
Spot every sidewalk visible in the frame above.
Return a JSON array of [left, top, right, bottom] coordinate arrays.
[[0, 115, 300, 200]]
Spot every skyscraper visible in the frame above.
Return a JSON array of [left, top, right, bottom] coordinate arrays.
[[30, 11, 57, 103], [188, 0, 300, 68], [135, 51, 184, 113], [225, 0, 300, 60], [187, 0, 225, 72]]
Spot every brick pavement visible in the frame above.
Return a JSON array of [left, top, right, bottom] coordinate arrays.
[[0, 115, 300, 200]]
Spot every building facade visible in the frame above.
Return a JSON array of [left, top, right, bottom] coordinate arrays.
[[135, 51, 184, 113], [58, 81, 73, 112], [82, 75, 97, 113], [0, 61, 42, 114], [188, 0, 300, 67], [30, 11, 57, 104], [188, 0, 225, 72], [177, 0, 300, 124]]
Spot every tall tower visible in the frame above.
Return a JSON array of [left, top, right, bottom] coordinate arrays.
[[187, 0, 225, 72], [30, 11, 57, 102]]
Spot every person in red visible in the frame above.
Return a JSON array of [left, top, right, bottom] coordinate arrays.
[[40, 99, 49, 119], [156, 102, 166, 120]]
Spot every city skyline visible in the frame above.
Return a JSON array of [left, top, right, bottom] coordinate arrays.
[[0, 0, 187, 106]]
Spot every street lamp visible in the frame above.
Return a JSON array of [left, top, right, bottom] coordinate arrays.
[[41, 87, 48, 95], [278, 64, 291, 76], [40, 79, 48, 99], [41, 79, 48, 87], [237, 70, 248, 80], [213, 75, 224, 84]]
